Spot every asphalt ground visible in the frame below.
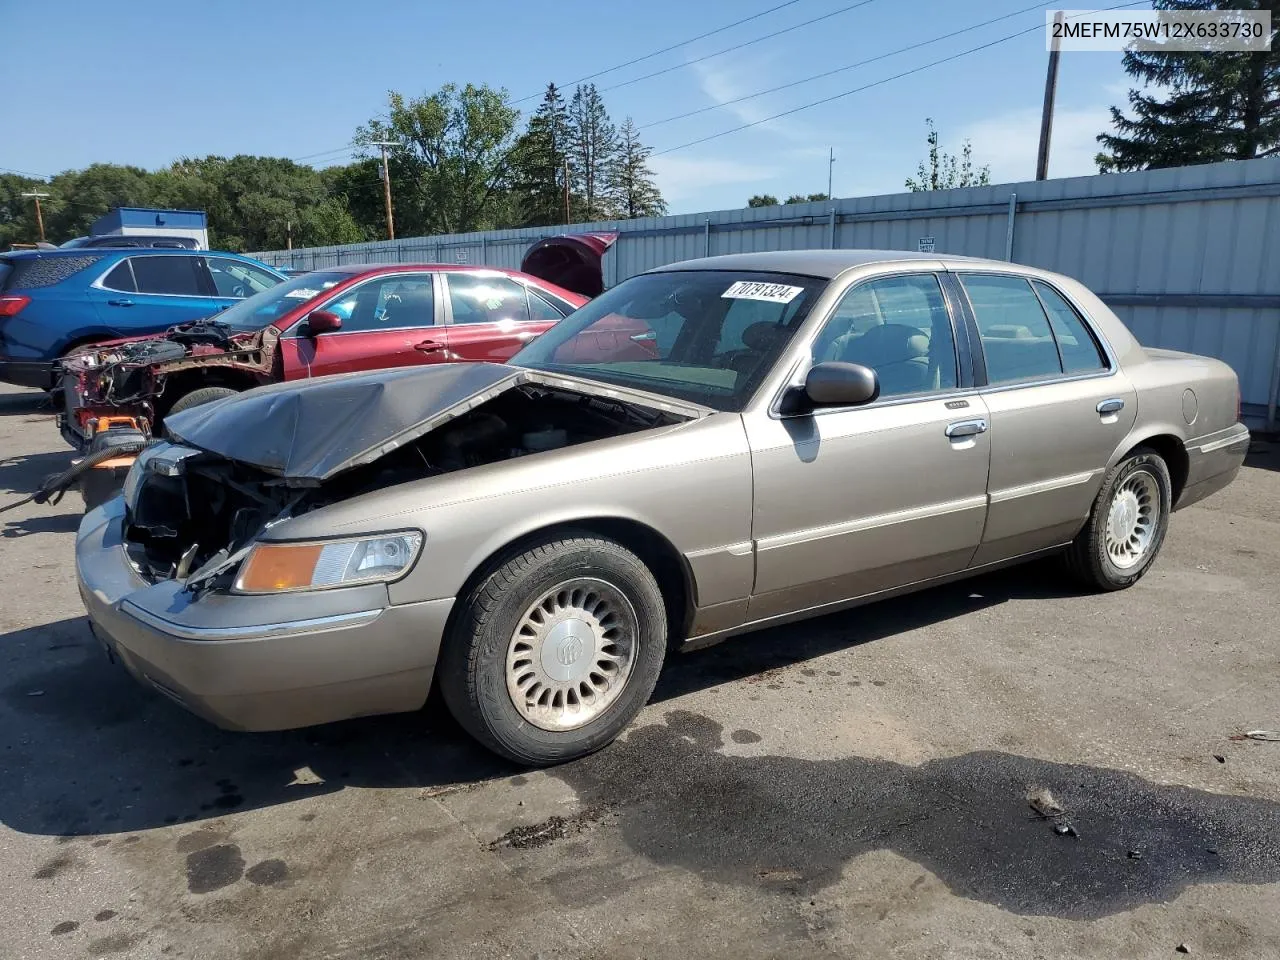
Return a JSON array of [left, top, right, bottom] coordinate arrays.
[[1, 380, 1278, 960]]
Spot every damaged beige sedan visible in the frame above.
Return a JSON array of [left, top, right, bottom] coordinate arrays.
[[76, 251, 1250, 764]]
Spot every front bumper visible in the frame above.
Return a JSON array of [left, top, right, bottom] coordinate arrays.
[[1176, 423, 1251, 510], [75, 499, 453, 731]]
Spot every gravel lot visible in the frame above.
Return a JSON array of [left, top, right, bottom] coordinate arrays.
[[2, 379, 1278, 960]]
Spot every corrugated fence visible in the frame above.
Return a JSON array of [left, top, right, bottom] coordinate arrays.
[[253, 156, 1280, 429]]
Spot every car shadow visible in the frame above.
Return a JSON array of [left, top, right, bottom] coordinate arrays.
[[0, 449, 75, 497], [1246, 438, 1280, 473], [0, 389, 51, 417], [0, 561, 1078, 840], [2, 513, 83, 538]]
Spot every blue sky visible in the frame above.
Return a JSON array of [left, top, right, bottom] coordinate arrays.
[[0, 0, 1135, 213]]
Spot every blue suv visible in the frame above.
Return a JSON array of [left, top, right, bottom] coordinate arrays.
[[0, 249, 285, 388]]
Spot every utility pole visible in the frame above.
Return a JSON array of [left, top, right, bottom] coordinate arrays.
[[1036, 10, 1064, 181], [21, 192, 50, 242], [563, 158, 571, 225], [286, 220, 293, 251], [827, 147, 835, 200], [370, 140, 400, 240]]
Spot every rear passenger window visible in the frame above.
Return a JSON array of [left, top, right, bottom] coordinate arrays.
[[1031, 280, 1107, 373], [130, 256, 204, 296], [960, 275, 1062, 384], [101, 260, 136, 293], [446, 274, 530, 325]]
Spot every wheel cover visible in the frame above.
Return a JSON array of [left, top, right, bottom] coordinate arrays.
[[505, 577, 639, 732], [1105, 469, 1160, 570]]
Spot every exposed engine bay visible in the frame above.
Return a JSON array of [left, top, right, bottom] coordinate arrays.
[[122, 383, 692, 587], [57, 321, 276, 448]]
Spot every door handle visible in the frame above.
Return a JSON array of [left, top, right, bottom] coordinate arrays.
[[945, 418, 988, 439], [107, 298, 134, 307], [414, 339, 444, 353], [1096, 398, 1125, 415]]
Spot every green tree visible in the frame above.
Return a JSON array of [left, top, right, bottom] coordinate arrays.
[[320, 160, 384, 241], [747, 193, 780, 207], [0, 172, 47, 247], [356, 84, 522, 236], [567, 84, 619, 221], [905, 118, 990, 191], [784, 193, 831, 203], [1096, 0, 1280, 172], [611, 118, 666, 219], [511, 83, 572, 226]]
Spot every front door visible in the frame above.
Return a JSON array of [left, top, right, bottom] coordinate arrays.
[[744, 272, 992, 622], [953, 272, 1138, 564], [441, 272, 555, 362], [292, 273, 444, 378]]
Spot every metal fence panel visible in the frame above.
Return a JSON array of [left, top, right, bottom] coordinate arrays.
[[252, 156, 1280, 427]]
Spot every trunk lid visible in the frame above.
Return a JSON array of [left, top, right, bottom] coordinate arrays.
[[520, 233, 617, 297]]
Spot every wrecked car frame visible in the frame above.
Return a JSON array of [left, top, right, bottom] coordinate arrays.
[[76, 251, 1251, 766]]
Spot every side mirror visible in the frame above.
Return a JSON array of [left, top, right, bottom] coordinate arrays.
[[783, 361, 879, 413], [307, 309, 343, 335]]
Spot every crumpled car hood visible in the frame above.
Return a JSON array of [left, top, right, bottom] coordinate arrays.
[[162, 362, 706, 484], [163, 363, 525, 483]]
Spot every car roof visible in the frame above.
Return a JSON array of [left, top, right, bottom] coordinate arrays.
[[1, 247, 258, 261], [303, 262, 541, 276], [647, 249, 990, 279]]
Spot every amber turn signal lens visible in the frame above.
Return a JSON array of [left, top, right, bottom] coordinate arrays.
[[236, 543, 324, 593]]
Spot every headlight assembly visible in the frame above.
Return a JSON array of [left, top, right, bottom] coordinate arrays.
[[233, 532, 422, 594]]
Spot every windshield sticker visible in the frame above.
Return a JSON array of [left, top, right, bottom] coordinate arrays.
[[721, 281, 804, 303], [283, 282, 338, 300]]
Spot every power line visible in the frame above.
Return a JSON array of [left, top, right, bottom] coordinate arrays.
[[513, 0, 805, 104], [597, 0, 881, 96], [290, 144, 361, 164], [652, 0, 1148, 157], [0, 165, 53, 180], [638, 0, 1056, 131]]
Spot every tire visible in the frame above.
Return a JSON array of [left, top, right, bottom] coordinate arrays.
[[1064, 447, 1172, 591], [438, 535, 668, 766], [167, 385, 239, 416]]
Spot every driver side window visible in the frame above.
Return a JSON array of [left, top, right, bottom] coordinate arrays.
[[319, 275, 436, 333], [811, 274, 958, 400]]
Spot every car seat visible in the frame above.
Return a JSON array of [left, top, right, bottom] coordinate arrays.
[[828, 323, 932, 395]]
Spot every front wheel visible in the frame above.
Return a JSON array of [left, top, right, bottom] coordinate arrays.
[[438, 535, 668, 766], [1064, 448, 1172, 590]]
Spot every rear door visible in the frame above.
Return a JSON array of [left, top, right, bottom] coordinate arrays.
[[89, 254, 225, 334], [292, 272, 443, 377], [441, 272, 553, 361], [953, 272, 1137, 564]]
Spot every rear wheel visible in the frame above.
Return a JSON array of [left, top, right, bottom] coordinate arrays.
[[438, 535, 667, 766], [1065, 448, 1172, 590]]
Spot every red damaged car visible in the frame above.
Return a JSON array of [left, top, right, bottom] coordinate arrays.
[[57, 235, 620, 453]]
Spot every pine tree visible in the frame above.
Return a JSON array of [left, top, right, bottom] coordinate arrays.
[[1096, 0, 1280, 172], [611, 118, 667, 219], [567, 84, 619, 221], [511, 83, 571, 226]]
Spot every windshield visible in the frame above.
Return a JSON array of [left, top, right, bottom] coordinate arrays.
[[212, 270, 347, 331], [60, 237, 89, 248], [510, 270, 826, 412]]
